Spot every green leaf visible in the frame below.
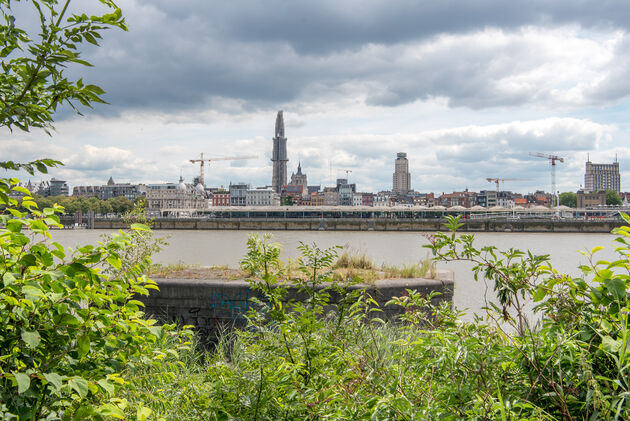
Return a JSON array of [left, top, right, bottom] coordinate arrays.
[[591, 246, 605, 254], [97, 378, 115, 396], [533, 287, 547, 302], [98, 403, 125, 419], [147, 325, 163, 339], [601, 335, 622, 353], [21, 329, 41, 349], [77, 334, 90, 359], [604, 278, 626, 301], [22, 285, 44, 299], [6, 219, 23, 233], [14, 372, 30, 394], [107, 255, 122, 270], [44, 372, 63, 392], [69, 376, 89, 398], [136, 406, 153, 421], [130, 223, 150, 231], [4, 295, 19, 306], [3, 272, 16, 285]]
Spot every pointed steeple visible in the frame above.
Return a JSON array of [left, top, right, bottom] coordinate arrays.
[[297, 161, 302, 175], [107, 176, 115, 185], [275, 110, 285, 138], [271, 110, 288, 193]]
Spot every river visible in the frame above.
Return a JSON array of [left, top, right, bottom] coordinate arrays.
[[51, 229, 621, 320]]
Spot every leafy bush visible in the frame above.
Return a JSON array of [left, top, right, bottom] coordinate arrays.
[[0, 166, 191, 419], [122, 218, 630, 419]]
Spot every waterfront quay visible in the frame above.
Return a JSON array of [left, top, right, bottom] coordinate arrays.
[[61, 206, 628, 233]]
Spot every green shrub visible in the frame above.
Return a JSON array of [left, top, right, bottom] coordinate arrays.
[[0, 166, 191, 419], [123, 219, 630, 419]]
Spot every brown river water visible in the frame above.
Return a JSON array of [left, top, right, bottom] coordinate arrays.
[[51, 230, 620, 320]]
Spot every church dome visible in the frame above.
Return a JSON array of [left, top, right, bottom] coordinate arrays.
[[195, 183, 205, 194]]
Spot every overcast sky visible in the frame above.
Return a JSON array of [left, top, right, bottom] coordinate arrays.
[[3, 0, 630, 194]]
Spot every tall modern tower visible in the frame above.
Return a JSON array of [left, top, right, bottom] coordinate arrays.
[[393, 152, 411, 194], [585, 159, 620, 193], [271, 110, 288, 193]]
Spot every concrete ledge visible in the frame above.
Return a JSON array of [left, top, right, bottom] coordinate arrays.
[[138, 273, 454, 341]]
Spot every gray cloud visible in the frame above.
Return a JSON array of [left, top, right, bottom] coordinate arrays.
[[147, 1, 630, 54], [47, 0, 630, 118]]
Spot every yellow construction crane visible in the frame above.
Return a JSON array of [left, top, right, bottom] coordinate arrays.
[[189, 153, 257, 187], [486, 177, 529, 193]]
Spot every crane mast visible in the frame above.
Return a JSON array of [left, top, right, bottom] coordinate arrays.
[[529, 152, 565, 206]]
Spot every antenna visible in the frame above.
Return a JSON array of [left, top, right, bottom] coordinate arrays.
[[329, 159, 333, 185]]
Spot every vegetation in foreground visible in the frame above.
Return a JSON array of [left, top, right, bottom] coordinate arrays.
[[3, 1, 629, 418], [121, 219, 630, 420], [4, 166, 630, 419]]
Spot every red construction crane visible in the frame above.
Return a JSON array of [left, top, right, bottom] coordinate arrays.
[[529, 152, 565, 205], [486, 178, 529, 193], [189, 153, 256, 187]]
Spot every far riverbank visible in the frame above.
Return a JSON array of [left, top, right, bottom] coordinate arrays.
[[60, 215, 624, 233]]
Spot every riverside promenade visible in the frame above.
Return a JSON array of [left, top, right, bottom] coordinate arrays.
[[68, 216, 625, 233], [60, 205, 628, 233]]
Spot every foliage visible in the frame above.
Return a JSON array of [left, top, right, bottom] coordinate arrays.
[[426, 215, 630, 419], [280, 195, 294, 206], [0, 0, 127, 133], [606, 190, 623, 206], [31, 194, 137, 215], [559, 191, 577, 208], [121, 217, 630, 420], [0, 2, 198, 419], [0, 164, 192, 419]]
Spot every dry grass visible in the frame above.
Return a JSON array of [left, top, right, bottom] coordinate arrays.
[[334, 250, 376, 270], [148, 262, 246, 280], [148, 252, 437, 282]]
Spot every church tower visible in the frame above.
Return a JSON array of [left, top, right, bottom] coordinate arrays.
[[271, 110, 288, 193]]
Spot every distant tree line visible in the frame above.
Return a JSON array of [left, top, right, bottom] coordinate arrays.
[[32, 195, 144, 215], [559, 190, 622, 208]]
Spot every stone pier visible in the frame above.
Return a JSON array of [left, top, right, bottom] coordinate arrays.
[[138, 272, 454, 342]]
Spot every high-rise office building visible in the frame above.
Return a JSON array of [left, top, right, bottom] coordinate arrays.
[[392, 152, 411, 194], [585, 159, 620, 193], [271, 110, 288, 194]]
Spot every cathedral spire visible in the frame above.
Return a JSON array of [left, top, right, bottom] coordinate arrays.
[[271, 110, 288, 193], [275, 110, 285, 138], [297, 161, 302, 175]]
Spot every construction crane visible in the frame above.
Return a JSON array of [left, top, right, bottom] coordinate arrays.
[[189, 153, 256, 187], [529, 152, 565, 206], [486, 178, 529, 193]]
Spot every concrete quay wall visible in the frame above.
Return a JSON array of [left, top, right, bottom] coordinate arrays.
[[81, 216, 625, 233], [139, 273, 454, 342]]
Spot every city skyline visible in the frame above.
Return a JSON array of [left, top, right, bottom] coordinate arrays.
[[2, 1, 630, 193]]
